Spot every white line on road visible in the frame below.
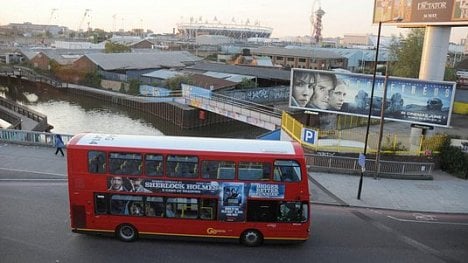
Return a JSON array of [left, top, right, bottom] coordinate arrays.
[[0, 167, 66, 177], [387, 215, 468, 226]]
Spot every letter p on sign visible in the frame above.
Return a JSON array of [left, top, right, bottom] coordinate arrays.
[[301, 128, 317, 144]]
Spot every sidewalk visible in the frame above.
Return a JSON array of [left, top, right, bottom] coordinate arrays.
[[310, 171, 468, 214], [1, 143, 467, 214]]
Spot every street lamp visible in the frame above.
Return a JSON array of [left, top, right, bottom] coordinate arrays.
[[357, 17, 401, 200]]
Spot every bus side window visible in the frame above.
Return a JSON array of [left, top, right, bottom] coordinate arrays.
[[167, 155, 198, 178], [145, 154, 163, 177], [247, 200, 279, 222], [88, 151, 106, 174], [200, 198, 217, 220], [239, 162, 271, 181], [109, 152, 142, 175], [94, 193, 109, 214]]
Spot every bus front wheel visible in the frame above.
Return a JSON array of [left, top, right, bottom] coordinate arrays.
[[240, 229, 263, 247], [116, 224, 138, 242]]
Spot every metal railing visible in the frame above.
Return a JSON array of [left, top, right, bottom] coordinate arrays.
[[0, 129, 73, 147], [0, 128, 434, 177], [305, 154, 434, 178], [281, 111, 445, 155], [185, 91, 282, 130]]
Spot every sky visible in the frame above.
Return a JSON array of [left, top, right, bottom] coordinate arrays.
[[0, 0, 466, 43]]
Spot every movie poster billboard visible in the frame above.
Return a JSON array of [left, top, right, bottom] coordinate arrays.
[[289, 69, 456, 127], [219, 182, 246, 222], [373, 0, 468, 26]]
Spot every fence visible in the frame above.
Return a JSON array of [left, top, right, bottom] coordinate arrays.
[[281, 111, 445, 155], [305, 154, 434, 178], [0, 129, 73, 147]]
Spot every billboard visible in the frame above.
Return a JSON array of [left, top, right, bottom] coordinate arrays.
[[289, 69, 456, 127], [373, 0, 468, 26]]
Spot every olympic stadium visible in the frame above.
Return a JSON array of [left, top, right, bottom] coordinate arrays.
[[177, 20, 273, 40]]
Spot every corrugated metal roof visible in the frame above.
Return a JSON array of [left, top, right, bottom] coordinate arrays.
[[85, 51, 202, 71], [142, 69, 182, 79], [202, 71, 255, 83], [190, 74, 237, 91], [19, 48, 103, 65], [251, 46, 343, 59], [187, 62, 290, 81]]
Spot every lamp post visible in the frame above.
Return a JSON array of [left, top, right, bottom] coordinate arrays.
[[357, 20, 382, 200], [357, 17, 401, 200]]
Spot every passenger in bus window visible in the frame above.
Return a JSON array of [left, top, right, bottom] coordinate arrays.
[[128, 177, 151, 193], [108, 176, 128, 191], [129, 202, 144, 216], [166, 204, 176, 217], [89, 154, 105, 173], [155, 162, 163, 175]]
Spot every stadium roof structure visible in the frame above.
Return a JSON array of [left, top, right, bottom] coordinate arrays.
[[187, 62, 290, 81], [85, 51, 202, 71], [177, 21, 272, 40]]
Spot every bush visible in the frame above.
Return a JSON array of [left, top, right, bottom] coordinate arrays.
[[381, 135, 407, 153], [439, 136, 468, 179]]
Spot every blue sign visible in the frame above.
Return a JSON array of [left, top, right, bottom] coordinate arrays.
[[302, 128, 318, 144], [358, 153, 366, 168], [248, 183, 285, 199]]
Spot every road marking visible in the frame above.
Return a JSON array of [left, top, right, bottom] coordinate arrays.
[[413, 213, 437, 221], [0, 178, 68, 182], [0, 167, 66, 177], [352, 210, 460, 263], [387, 215, 468, 226]]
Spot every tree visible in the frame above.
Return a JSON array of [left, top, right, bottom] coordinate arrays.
[[165, 75, 192, 90], [105, 41, 131, 53], [82, 70, 102, 88], [388, 28, 425, 78], [127, 79, 140, 95], [238, 78, 257, 89]]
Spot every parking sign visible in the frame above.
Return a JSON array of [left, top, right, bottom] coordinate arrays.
[[301, 128, 317, 144]]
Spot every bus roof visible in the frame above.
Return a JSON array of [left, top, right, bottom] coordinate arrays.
[[69, 133, 299, 155]]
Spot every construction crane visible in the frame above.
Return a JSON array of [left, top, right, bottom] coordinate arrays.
[[310, 0, 325, 45], [78, 9, 92, 32], [49, 8, 58, 24]]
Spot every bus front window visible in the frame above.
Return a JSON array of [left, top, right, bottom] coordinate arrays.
[[273, 160, 302, 182]]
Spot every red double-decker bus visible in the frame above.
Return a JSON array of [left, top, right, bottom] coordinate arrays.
[[67, 133, 310, 246]]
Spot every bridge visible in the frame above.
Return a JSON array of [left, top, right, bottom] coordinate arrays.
[[1, 65, 284, 131], [181, 84, 282, 131]]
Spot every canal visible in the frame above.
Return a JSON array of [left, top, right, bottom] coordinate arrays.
[[0, 81, 268, 138]]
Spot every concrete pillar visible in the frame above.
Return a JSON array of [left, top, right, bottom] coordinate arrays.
[[410, 26, 451, 152], [419, 26, 451, 81]]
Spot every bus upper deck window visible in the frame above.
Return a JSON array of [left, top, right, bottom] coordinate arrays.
[[273, 160, 302, 182], [109, 152, 142, 176], [88, 151, 106, 174]]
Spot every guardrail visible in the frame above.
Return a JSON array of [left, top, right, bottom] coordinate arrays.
[[0, 128, 434, 178], [184, 91, 282, 130], [0, 129, 73, 147], [305, 153, 434, 178], [0, 96, 49, 131]]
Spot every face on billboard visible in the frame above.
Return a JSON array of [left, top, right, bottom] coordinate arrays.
[[328, 80, 348, 110], [309, 73, 334, 109], [291, 72, 315, 107]]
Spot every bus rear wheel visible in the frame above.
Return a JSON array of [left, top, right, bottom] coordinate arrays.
[[116, 224, 138, 242], [240, 229, 263, 247]]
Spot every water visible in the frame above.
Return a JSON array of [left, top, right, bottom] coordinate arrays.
[[0, 82, 267, 138]]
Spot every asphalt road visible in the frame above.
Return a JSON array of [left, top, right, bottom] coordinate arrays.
[[1, 178, 467, 263]]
